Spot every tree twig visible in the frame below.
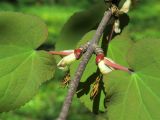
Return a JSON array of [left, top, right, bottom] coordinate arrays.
[[57, 10, 112, 120]]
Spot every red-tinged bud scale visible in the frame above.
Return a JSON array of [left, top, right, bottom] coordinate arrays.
[[96, 54, 104, 64], [74, 48, 83, 60]]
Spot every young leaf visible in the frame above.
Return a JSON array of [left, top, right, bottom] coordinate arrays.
[[0, 12, 55, 112], [104, 39, 160, 120]]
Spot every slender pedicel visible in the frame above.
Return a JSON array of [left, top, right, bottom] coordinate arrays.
[[48, 50, 74, 56], [103, 57, 130, 72]]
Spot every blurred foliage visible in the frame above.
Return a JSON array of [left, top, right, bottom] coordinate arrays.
[[0, 0, 100, 7], [0, 0, 159, 120], [56, 2, 106, 50]]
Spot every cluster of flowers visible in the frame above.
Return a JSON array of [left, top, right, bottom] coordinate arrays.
[[49, 0, 132, 74], [49, 46, 131, 74]]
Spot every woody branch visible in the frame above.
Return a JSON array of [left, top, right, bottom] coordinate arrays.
[[56, 10, 112, 120]]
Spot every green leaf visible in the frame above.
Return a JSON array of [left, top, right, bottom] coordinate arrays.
[[56, 2, 106, 50], [107, 29, 133, 66], [104, 39, 160, 120], [0, 12, 55, 112]]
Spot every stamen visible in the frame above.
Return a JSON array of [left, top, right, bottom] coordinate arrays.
[[90, 75, 101, 100], [96, 54, 104, 64], [61, 72, 71, 87]]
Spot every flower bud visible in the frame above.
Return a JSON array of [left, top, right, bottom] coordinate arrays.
[[96, 54, 131, 74], [120, 0, 131, 13], [96, 54, 114, 74], [56, 48, 83, 71], [114, 19, 121, 33], [57, 53, 76, 70], [98, 60, 114, 74]]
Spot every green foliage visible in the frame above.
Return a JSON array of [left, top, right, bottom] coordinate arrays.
[[127, 0, 160, 41], [68, 1, 160, 117], [56, 1, 130, 51], [0, 12, 55, 112], [19, 5, 80, 47], [17, 0, 36, 5], [70, 28, 133, 113], [56, 2, 106, 50], [107, 29, 134, 66], [104, 39, 160, 120], [0, 2, 14, 11], [0, 0, 160, 119], [70, 26, 160, 120]]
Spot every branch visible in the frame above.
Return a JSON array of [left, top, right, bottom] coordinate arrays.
[[57, 10, 112, 120]]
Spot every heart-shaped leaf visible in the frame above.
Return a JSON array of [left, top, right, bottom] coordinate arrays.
[[104, 39, 160, 120], [0, 12, 55, 112]]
